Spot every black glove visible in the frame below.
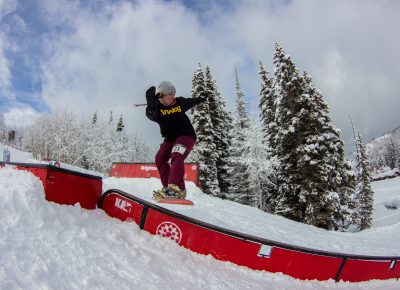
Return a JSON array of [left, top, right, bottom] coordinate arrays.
[[145, 86, 157, 107]]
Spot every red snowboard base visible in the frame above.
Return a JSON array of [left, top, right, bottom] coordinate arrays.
[[157, 198, 194, 206]]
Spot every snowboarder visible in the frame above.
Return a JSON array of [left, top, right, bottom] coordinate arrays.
[[145, 81, 208, 201]]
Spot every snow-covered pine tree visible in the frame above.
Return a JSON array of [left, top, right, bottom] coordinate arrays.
[[92, 112, 97, 124], [354, 130, 374, 230], [84, 114, 122, 173], [243, 117, 270, 209], [366, 128, 400, 171], [130, 132, 153, 162], [190, 64, 220, 196], [109, 111, 113, 125], [258, 62, 277, 152], [117, 114, 125, 132], [258, 61, 278, 212], [271, 43, 306, 222], [18, 110, 150, 174], [114, 126, 130, 163], [300, 72, 355, 230], [385, 137, 400, 169], [205, 65, 233, 197], [0, 111, 6, 143], [271, 44, 355, 230], [226, 68, 253, 204]]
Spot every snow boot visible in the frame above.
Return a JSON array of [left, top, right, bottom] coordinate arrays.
[[165, 184, 187, 199], [153, 186, 167, 201]]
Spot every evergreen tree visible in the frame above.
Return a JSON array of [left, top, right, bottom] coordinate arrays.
[[227, 68, 253, 204], [109, 111, 113, 125], [7, 130, 16, 145], [19, 110, 152, 175], [301, 72, 355, 230], [190, 64, 220, 196], [385, 137, 399, 169], [354, 130, 374, 230], [92, 112, 97, 124], [271, 43, 306, 222], [258, 62, 277, 151], [205, 65, 232, 197], [258, 61, 278, 212], [366, 127, 400, 171], [349, 115, 361, 226], [271, 44, 355, 230], [233, 68, 251, 131], [0, 111, 6, 143], [117, 114, 125, 132], [114, 126, 130, 162], [242, 117, 270, 208]]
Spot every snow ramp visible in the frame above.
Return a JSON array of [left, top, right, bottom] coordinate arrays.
[[0, 162, 102, 209]]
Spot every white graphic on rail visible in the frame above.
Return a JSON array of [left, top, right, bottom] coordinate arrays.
[[156, 221, 182, 243]]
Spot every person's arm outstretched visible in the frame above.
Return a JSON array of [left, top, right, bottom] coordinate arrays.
[[180, 93, 209, 112]]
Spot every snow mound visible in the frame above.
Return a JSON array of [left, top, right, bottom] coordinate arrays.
[[1, 166, 400, 289], [384, 199, 400, 210]]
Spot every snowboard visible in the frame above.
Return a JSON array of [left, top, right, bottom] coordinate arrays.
[[155, 196, 194, 206]]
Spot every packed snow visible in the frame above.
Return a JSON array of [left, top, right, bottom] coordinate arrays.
[[1, 164, 400, 288]]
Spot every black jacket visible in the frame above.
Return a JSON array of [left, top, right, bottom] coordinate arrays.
[[146, 96, 206, 141]]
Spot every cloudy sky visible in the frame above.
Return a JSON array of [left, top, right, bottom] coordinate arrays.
[[1, 0, 399, 150]]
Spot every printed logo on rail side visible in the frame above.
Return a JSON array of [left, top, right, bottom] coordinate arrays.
[[141, 165, 158, 171], [115, 197, 132, 213], [156, 221, 182, 244]]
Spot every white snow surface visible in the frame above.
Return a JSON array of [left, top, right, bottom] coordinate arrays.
[[1, 165, 400, 289], [0, 144, 36, 163]]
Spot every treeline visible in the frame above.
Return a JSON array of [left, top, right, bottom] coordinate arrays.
[[189, 44, 373, 232], [0, 110, 152, 174], [367, 127, 400, 172]]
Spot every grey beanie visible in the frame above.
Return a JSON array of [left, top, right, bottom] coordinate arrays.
[[157, 81, 176, 96]]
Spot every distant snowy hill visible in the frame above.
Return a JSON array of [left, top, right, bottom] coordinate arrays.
[[370, 126, 400, 144], [361, 126, 400, 180]]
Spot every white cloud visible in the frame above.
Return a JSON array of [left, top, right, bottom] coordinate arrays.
[[34, 0, 400, 146], [0, 0, 27, 101], [0, 0, 17, 19], [0, 37, 12, 94], [38, 0, 244, 144], [0, 0, 18, 99], [4, 104, 41, 127]]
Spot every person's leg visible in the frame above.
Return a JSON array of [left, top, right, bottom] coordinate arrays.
[[168, 136, 196, 191], [155, 140, 173, 188]]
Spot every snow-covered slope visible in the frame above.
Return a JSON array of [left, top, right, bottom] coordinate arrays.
[[1, 165, 400, 289], [0, 143, 36, 163]]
